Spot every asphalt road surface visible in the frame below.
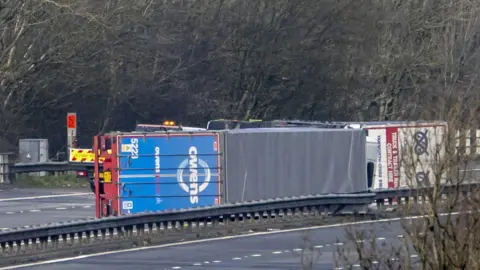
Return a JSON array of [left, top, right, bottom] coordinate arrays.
[[0, 188, 95, 229], [14, 217, 417, 270]]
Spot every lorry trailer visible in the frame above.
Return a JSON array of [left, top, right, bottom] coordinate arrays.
[[207, 119, 378, 190], [207, 119, 448, 190], [93, 127, 370, 218], [335, 121, 448, 189], [93, 131, 222, 217]]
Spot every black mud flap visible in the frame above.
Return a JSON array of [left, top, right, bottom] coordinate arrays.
[[89, 178, 95, 193]]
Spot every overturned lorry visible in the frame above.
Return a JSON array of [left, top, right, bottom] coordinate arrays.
[[207, 119, 449, 190], [93, 127, 371, 218]]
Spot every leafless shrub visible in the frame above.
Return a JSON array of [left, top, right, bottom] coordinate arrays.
[[293, 231, 323, 270], [334, 0, 480, 267]]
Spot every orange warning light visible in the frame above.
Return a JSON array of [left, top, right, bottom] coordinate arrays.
[[67, 114, 77, 128], [163, 120, 175, 126]]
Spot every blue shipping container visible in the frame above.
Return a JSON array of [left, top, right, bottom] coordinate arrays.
[[117, 133, 220, 215]]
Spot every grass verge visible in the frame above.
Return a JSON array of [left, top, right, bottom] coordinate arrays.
[[13, 174, 89, 188]]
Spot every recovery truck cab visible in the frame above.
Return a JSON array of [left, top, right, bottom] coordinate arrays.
[[69, 148, 110, 193]]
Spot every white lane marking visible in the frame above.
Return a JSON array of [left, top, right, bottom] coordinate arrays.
[[172, 267, 181, 269], [293, 248, 302, 252], [232, 257, 242, 260], [411, 254, 418, 258], [376, 237, 386, 241], [83, 206, 92, 208], [251, 254, 261, 257], [5, 212, 14, 214], [314, 245, 323, 248], [397, 235, 404, 238], [29, 209, 41, 212], [353, 264, 361, 267], [212, 260, 221, 263], [2, 211, 462, 270], [334, 242, 344, 246], [55, 208, 67, 210], [192, 263, 201, 266], [272, 251, 282, 254], [0, 193, 91, 202], [203, 261, 210, 264], [64, 203, 94, 206]]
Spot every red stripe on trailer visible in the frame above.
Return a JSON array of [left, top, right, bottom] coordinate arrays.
[[385, 127, 399, 188], [77, 150, 83, 153]]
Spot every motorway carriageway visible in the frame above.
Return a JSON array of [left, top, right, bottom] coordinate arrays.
[[0, 188, 95, 230], [4, 215, 432, 270]]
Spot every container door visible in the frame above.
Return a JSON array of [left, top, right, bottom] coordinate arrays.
[[117, 133, 221, 215]]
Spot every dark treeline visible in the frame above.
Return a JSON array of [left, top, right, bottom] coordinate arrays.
[[1, 0, 480, 155]]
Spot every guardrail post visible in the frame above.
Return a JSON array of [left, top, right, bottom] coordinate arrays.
[[108, 228, 114, 239], [7, 242, 13, 253], [51, 236, 59, 249], [137, 224, 145, 237], [118, 227, 124, 238], [125, 226, 133, 237], [14, 241, 20, 253], [92, 229, 98, 241], [85, 231, 91, 243], [39, 237, 47, 250], [146, 223, 153, 235]]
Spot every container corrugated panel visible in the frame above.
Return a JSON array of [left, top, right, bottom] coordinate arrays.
[[223, 127, 367, 203], [115, 132, 222, 215]]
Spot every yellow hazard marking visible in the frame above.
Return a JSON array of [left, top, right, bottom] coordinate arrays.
[[70, 148, 111, 162], [103, 171, 112, 183], [69, 148, 96, 162]]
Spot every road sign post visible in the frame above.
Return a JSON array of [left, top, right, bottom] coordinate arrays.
[[67, 113, 77, 160]]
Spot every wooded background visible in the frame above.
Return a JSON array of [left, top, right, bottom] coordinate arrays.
[[1, 0, 479, 155]]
